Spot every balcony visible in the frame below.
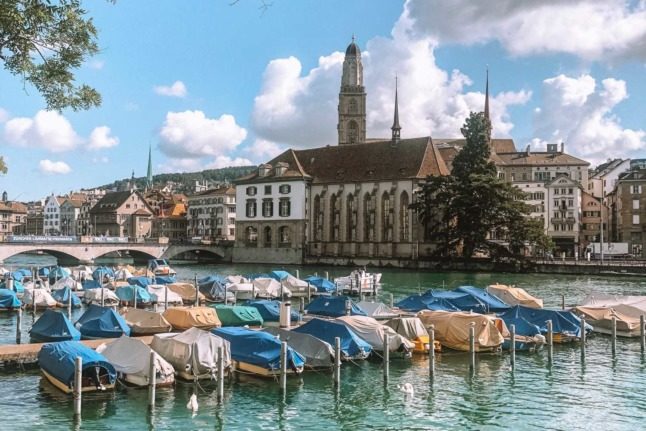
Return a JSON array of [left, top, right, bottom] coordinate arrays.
[[550, 217, 576, 224]]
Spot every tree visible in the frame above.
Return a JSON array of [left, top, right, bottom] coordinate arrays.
[[0, 157, 6, 174], [412, 111, 550, 258], [0, 0, 101, 111]]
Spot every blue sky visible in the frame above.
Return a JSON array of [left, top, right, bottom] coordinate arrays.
[[1, 0, 645, 201]]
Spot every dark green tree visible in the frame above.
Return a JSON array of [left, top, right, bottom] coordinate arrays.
[[0, 0, 101, 111]]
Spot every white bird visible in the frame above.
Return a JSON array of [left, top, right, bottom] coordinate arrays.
[[398, 383, 414, 396], [186, 393, 198, 415]]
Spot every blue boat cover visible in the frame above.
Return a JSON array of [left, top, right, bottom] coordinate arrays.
[[304, 276, 336, 293], [76, 304, 108, 326], [0, 288, 21, 308], [82, 280, 101, 290], [243, 300, 301, 322], [115, 285, 152, 303], [0, 280, 24, 293], [498, 305, 592, 338], [51, 287, 82, 308], [305, 296, 366, 317], [198, 275, 228, 300], [420, 290, 488, 314], [93, 266, 115, 281], [127, 276, 153, 288], [293, 318, 372, 359], [154, 275, 176, 285], [48, 266, 71, 283], [38, 341, 116, 388], [11, 268, 30, 282], [269, 270, 291, 281], [78, 307, 131, 339], [38, 267, 51, 277], [212, 327, 305, 370], [30, 309, 81, 342], [455, 286, 510, 313], [396, 294, 459, 312]]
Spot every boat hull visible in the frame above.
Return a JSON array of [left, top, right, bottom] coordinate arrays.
[[41, 369, 115, 394], [234, 360, 302, 377]]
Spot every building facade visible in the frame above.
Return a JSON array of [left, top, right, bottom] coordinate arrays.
[[587, 159, 631, 199], [0, 201, 27, 239], [43, 195, 64, 235], [60, 199, 83, 236], [89, 191, 153, 238], [616, 169, 646, 257], [186, 186, 236, 241]]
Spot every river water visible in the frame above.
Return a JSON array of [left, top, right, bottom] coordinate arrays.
[[1, 255, 645, 430]]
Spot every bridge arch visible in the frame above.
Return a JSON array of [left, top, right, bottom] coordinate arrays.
[[161, 245, 225, 261], [0, 248, 85, 265]]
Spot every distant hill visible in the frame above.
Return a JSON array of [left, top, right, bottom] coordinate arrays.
[[98, 165, 257, 194]]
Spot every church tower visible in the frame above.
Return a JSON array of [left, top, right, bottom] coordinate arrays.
[[338, 36, 366, 145]]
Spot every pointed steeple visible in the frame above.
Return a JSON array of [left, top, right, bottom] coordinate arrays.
[[391, 75, 401, 146], [146, 144, 153, 191], [484, 67, 490, 123]]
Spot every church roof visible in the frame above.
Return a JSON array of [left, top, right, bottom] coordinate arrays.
[[345, 41, 360, 57], [495, 151, 589, 167]]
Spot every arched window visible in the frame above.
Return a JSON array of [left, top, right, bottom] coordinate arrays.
[[364, 193, 375, 242], [382, 192, 393, 242], [246, 226, 257, 245], [348, 121, 358, 144], [348, 99, 358, 114], [313, 194, 322, 241], [346, 194, 356, 241], [329, 193, 340, 241], [399, 191, 410, 241], [264, 226, 272, 247], [279, 226, 290, 245]]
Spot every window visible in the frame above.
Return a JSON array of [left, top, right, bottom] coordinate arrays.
[[633, 215, 641, 225], [264, 185, 272, 195], [246, 186, 257, 196], [262, 199, 273, 217], [329, 194, 340, 241], [348, 121, 358, 144], [279, 184, 291, 194], [279, 226, 290, 245], [364, 193, 375, 242], [264, 226, 272, 246], [313, 195, 322, 241], [633, 199, 640, 210], [498, 172, 505, 180], [279, 198, 291, 217], [348, 99, 358, 114], [245, 226, 258, 245], [245, 200, 257, 218], [346, 194, 356, 241], [631, 185, 642, 194], [554, 189, 560, 195], [568, 199, 573, 207], [382, 192, 393, 242], [568, 188, 574, 194], [400, 192, 409, 241]]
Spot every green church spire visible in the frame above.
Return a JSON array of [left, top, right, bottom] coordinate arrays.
[[146, 144, 153, 190]]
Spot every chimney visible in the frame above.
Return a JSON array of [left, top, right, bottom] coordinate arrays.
[[525, 144, 531, 156], [560, 142, 565, 153]]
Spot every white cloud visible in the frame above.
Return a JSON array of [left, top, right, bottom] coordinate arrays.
[[39, 159, 71, 175], [532, 74, 645, 164], [154, 81, 187, 98], [251, 13, 530, 149], [158, 110, 248, 159], [92, 156, 110, 164], [244, 138, 285, 161], [87, 59, 105, 70], [207, 156, 254, 169], [0, 108, 8, 123], [404, 0, 646, 61], [4, 110, 81, 152], [88, 126, 120, 150]]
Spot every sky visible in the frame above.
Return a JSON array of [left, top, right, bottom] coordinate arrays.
[[1, 0, 645, 201]]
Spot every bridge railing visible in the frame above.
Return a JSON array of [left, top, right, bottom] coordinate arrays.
[[3, 235, 169, 245]]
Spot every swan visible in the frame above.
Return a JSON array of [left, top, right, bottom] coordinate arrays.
[[186, 393, 199, 415], [398, 382, 414, 396]]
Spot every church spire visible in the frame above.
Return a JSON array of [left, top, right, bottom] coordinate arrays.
[[146, 143, 153, 191], [391, 75, 401, 146], [484, 67, 490, 123]]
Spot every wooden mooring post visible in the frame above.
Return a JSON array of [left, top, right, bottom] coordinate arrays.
[[611, 316, 617, 357], [15, 308, 22, 345], [580, 317, 586, 363], [429, 325, 435, 381], [73, 356, 82, 419], [334, 337, 341, 388], [194, 274, 199, 307], [67, 291, 72, 321], [546, 319, 553, 364], [469, 323, 476, 372], [279, 341, 287, 391], [641, 315, 645, 355], [164, 285, 169, 311], [148, 351, 156, 409], [217, 345, 225, 402], [510, 324, 516, 370], [383, 335, 390, 381]]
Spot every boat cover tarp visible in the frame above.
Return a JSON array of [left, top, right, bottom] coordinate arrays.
[[23, 289, 57, 307], [82, 280, 101, 290], [115, 285, 153, 304], [38, 341, 116, 388], [119, 308, 172, 334], [487, 284, 543, 308], [198, 275, 228, 300], [384, 317, 430, 341], [30, 309, 81, 342], [114, 268, 134, 281], [154, 275, 176, 285], [48, 267, 71, 284], [455, 286, 510, 313], [147, 284, 183, 305], [163, 306, 221, 330], [497, 305, 590, 338], [243, 300, 300, 322], [252, 278, 291, 298], [38, 267, 50, 277], [51, 287, 82, 308], [293, 318, 372, 359], [417, 310, 504, 352], [227, 282, 255, 297], [336, 316, 414, 352], [269, 270, 291, 281], [263, 327, 334, 368], [151, 327, 231, 376], [304, 276, 336, 293], [93, 266, 115, 281], [127, 276, 153, 289], [77, 305, 131, 338], [212, 327, 305, 371], [105, 281, 130, 290], [305, 296, 366, 317], [167, 282, 205, 303], [12, 268, 31, 282], [271, 273, 312, 295], [574, 304, 643, 334], [396, 294, 460, 312], [96, 336, 175, 384], [422, 290, 489, 314], [212, 304, 264, 327], [580, 293, 646, 312], [0, 288, 21, 308], [356, 301, 399, 319], [52, 277, 82, 291], [83, 288, 120, 306]]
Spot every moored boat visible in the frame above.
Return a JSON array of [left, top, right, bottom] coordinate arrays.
[[211, 304, 264, 327], [51, 287, 82, 308], [243, 299, 301, 325], [30, 309, 81, 342], [23, 288, 57, 309], [384, 317, 440, 353], [293, 318, 372, 360], [0, 288, 21, 310], [305, 295, 366, 318], [336, 315, 414, 354], [486, 284, 543, 308], [162, 306, 221, 330], [119, 307, 172, 335], [166, 282, 205, 304], [417, 310, 504, 352], [263, 327, 334, 369], [148, 259, 176, 277], [76, 305, 131, 339], [497, 305, 590, 343], [83, 288, 120, 307]]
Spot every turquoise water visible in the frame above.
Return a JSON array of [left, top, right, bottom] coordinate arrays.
[[1, 255, 646, 430]]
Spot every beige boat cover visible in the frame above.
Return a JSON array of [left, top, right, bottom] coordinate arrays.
[[336, 316, 415, 352], [575, 304, 644, 334], [147, 284, 183, 305], [486, 284, 543, 308], [23, 288, 57, 307], [163, 306, 221, 330], [580, 293, 646, 312], [167, 282, 206, 303], [252, 278, 291, 298], [384, 317, 429, 340], [120, 308, 172, 334], [416, 310, 504, 352], [106, 280, 130, 290]]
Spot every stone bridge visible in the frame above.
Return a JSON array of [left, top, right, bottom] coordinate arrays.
[[0, 242, 232, 265]]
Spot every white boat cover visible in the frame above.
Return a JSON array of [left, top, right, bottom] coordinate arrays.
[[0, 267, 8, 275], [70, 265, 94, 281], [52, 277, 83, 291], [281, 275, 315, 296], [151, 327, 231, 378], [356, 301, 399, 319], [263, 327, 334, 368], [23, 288, 57, 307], [225, 275, 249, 284], [105, 280, 130, 290], [252, 278, 291, 298], [114, 268, 134, 281], [384, 317, 430, 340], [23, 280, 49, 292], [580, 292, 646, 312], [83, 288, 120, 306], [119, 308, 172, 334], [417, 310, 504, 352], [336, 315, 415, 352], [227, 282, 255, 298], [96, 336, 175, 386], [575, 304, 644, 335], [486, 284, 543, 308], [147, 284, 183, 305], [166, 282, 205, 303]]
